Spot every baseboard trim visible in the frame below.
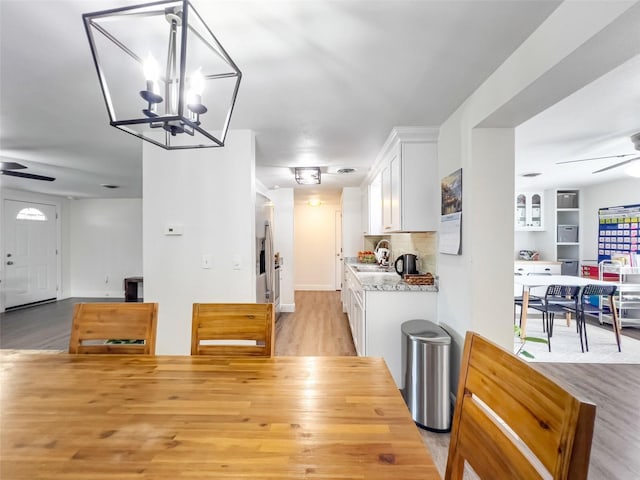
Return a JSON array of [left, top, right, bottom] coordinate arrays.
[[295, 285, 337, 291], [280, 303, 295, 313]]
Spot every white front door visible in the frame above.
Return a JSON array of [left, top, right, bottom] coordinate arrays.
[[3, 200, 58, 308]]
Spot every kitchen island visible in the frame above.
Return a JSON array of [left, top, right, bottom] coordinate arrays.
[[343, 261, 438, 389]]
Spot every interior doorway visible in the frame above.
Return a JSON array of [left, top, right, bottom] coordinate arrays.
[[2, 199, 58, 309]]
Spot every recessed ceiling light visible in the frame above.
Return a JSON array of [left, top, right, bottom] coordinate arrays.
[[520, 172, 542, 178], [101, 184, 120, 189]]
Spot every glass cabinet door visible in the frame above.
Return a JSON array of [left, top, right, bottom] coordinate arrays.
[[516, 194, 527, 228], [531, 194, 541, 227]]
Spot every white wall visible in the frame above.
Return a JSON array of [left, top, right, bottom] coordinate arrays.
[[294, 200, 341, 290], [270, 188, 295, 312], [341, 187, 362, 258], [143, 130, 257, 354], [581, 177, 640, 261], [69, 198, 142, 297], [0, 188, 71, 311]]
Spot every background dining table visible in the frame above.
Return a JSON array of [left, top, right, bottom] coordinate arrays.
[[0, 351, 439, 479], [514, 274, 612, 338]]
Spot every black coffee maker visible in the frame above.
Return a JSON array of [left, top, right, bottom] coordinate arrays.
[[395, 254, 418, 276]]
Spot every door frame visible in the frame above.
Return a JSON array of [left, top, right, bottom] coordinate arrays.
[[1, 190, 63, 312], [335, 210, 342, 290]]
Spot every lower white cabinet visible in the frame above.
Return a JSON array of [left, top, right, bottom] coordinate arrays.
[[342, 267, 437, 389], [514, 261, 561, 275]]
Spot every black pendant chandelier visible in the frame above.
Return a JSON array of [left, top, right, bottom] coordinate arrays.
[[83, 0, 241, 149]]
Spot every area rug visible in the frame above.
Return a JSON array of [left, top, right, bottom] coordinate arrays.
[[515, 319, 640, 363]]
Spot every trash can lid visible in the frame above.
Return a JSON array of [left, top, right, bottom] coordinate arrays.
[[401, 319, 450, 344]]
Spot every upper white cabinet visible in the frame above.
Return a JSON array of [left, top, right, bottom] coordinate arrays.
[[515, 191, 544, 231], [371, 127, 438, 233], [368, 172, 382, 235]]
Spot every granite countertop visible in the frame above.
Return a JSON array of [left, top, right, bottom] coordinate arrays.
[[346, 260, 438, 292]]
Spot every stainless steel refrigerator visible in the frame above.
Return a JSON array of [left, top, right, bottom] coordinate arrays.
[[256, 193, 277, 312]]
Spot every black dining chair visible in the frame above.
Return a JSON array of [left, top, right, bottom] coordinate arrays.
[[528, 284, 580, 352], [513, 273, 550, 330], [575, 284, 621, 353]]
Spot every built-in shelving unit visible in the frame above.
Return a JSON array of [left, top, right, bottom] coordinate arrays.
[[555, 189, 580, 275]]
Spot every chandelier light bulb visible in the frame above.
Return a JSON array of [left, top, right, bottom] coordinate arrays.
[[190, 68, 205, 96], [143, 54, 160, 87]]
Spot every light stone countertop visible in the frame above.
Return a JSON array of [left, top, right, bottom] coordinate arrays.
[[346, 260, 438, 292]]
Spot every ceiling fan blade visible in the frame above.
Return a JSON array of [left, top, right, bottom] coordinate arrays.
[[592, 156, 640, 174], [0, 170, 56, 181], [556, 153, 636, 165], [0, 161, 27, 170]]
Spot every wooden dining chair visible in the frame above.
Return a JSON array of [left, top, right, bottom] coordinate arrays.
[[68, 302, 158, 354], [445, 332, 596, 480], [191, 303, 275, 356]]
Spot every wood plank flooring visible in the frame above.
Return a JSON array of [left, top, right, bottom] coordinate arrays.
[[275, 291, 356, 356], [2, 291, 640, 478]]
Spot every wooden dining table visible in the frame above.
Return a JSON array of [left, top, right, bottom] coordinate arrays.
[[514, 274, 611, 339], [0, 352, 439, 479]]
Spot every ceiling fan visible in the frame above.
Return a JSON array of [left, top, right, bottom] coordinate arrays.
[[0, 161, 55, 182], [555, 132, 640, 174]]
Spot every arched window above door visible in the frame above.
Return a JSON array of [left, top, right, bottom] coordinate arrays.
[[16, 207, 47, 221]]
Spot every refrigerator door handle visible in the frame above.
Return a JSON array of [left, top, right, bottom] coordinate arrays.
[[265, 221, 273, 301]]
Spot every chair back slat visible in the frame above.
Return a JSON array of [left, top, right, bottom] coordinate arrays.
[[445, 332, 596, 480], [69, 303, 158, 355], [191, 303, 274, 356], [581, 284, 616, 299]]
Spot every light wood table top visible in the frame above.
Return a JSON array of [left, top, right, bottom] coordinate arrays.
[[0, 352, 438, 479]]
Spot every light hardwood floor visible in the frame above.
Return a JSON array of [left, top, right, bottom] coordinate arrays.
[[276, 290, 356, 356], [2, 291, 639, 478]]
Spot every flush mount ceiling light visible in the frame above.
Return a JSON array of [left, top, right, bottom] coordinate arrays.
[[83, 0, 241, 150], [295, 167, 321, 185]]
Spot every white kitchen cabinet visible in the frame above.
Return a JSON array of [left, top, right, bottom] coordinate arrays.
[[368, 172, 382, 235], [365, 290, 436, 388], [343, 264, 437, 388], [515, 191, 544, 231], [375, 127, 438, 233], [514, 261, 561, 275]]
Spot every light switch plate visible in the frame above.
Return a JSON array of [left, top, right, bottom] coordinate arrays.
[[202, 254, 213, 269], [232, 255, 242, 270]]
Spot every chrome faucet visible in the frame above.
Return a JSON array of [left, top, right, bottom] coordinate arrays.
[[374, 239, 390, 266]]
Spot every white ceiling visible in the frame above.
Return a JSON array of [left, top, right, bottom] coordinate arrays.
[[1, 1, 638, 202]]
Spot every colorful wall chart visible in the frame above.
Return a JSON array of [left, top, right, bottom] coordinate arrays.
[[598, 203, 640, 264]]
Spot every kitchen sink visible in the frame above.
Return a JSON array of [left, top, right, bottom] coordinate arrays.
[[352, 264, 394, 273]]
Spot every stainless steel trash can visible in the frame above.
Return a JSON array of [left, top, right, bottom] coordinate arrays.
[[401, 319, 451, 432]]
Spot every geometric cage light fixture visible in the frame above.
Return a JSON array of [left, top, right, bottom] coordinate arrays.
[[82, 0, 241, 150], [294, 167, 321, 185]]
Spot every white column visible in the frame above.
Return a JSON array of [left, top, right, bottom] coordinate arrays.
[[142, 130, 257, 354]]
